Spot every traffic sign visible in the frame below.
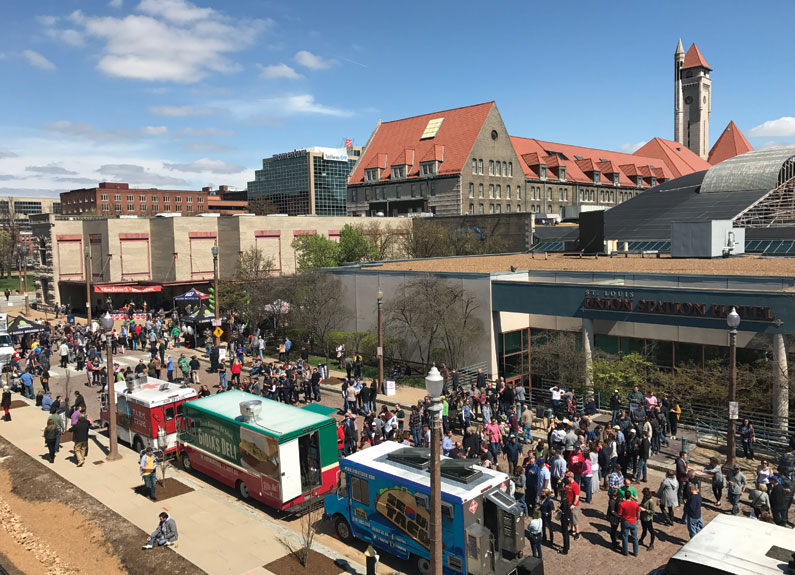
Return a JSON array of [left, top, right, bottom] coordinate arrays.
[[213, 327, 223, 338], [211, 318, 222, 327]]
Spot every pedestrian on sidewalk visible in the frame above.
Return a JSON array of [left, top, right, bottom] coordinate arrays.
[[2, 386, 11, 421], [69, 413, 90, 466], [618, 490, 640, 556], [684, 484, 703, 538], [638, 487, 657, 551], [740, 418, 755, 460], [44, 419, 59, 463], [726, 463, 747, 516], [607, 490, 622, 552], [702, 457, 725, 505], [140, 446, 158, 500], [657, 469, 679, 525], [142, 512, 178, 549]]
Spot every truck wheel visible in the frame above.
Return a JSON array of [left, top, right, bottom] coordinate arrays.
[[333, 515, 353, 543], [133, 436, 144, 454], [180, 453, 192, 472], [413, 555, 431, 575], [237, 480, 250, 499]]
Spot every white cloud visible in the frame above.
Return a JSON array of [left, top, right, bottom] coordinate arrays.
[[141, 126, 168, 135], [749, 117, 795, 138], [258, 63, 301, 79], [73, 1, 270, 82], [163, 158, 245, 174], [177, 127, 233, 137], [295, 50, 335, 70], [38, 15, 85, 47], [0, 151, 18, 159], [109, 0, 123, 8], [215, 94, 352, 120], [186, 143, 235, 152], [619, 141, 645, 154], [36, 15, 58, 27], [25, 164, 78, 175], [148, 105, 216, 117], [22, 49, 56, 70], [98, 164, 188, 186]]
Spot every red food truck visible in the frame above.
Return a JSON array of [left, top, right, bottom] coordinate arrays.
[[99, 374, 197, 455]]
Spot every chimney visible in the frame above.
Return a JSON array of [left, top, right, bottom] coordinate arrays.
[[202, 186, 212, 192], [219, 185, 229, 192]]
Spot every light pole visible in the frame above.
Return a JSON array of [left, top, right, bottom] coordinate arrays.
[[211, 244, 219, 321], [424, 365, 444, 575], [101, 312, 121, 461], [726, 307, 741, 467], [377, 289, 384, 391], [84, 244, 92, 326], [17, 246, 29, 315]]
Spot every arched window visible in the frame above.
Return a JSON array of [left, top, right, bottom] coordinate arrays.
[[478, 184, 484, 198], [496, 184, 501, 199], [478, 159, 483, 174], [508, 162, 513, 177], [472, 159, 477, 174], [506, 185, 511, 199], [489, 160, 494, 175], [469, 183, 474, 198], [489, 184, 494, 199], [502, 162, 507, 176], [496, 162, 501, 176]]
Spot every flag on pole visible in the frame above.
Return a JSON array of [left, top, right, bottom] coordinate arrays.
[[345, 138, 353, 148]]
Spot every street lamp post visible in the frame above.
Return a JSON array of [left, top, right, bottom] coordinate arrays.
[[377, 289, 384, 391], [726, 307, 741, 467], [17, 246, 29, 315], [101, 312, 121, 461], [84, 244, 92, 326], [211, 244, 219, 321], [424, 366, 444, 575]]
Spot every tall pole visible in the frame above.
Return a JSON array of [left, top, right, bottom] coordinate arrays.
[[377, 289, 384, 391], [85, 244, 92, 327], [106, 329, 121, 461], [727, 327, 737, 467], [425, 366, 444, 575], [213, 254, 219, 321], [23, 249, 29, 316]]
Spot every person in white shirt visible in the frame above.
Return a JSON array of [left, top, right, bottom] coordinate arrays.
[[526, 510, 544, 559], [59, 342, 70, 368], [549, 386, 564, 416]]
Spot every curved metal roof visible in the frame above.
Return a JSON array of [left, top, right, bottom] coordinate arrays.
[[701, 145, 795, 194]]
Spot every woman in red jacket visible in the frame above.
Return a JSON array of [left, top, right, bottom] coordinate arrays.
[[230, 358, 242, 387]]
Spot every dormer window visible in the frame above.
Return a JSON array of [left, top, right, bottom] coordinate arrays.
[[593, 171, 601, 185], [391, 166, 405, 180], [540, 166, 547, 180], [365, 168, 380, 182], [650, 177, 657, 187], [420, 162, 437, 176], [636, 176, 643, 188], [559, 166, 566, 182], [613, 173, 620, 186]]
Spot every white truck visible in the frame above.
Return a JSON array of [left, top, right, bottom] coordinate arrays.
[[0, 312, 14, 368]]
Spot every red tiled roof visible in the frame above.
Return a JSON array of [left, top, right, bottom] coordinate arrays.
[[511, 137, 676, 188], [349, 102, 494, 184], [708, 121, 753, 165], [365, 152, 389, 170], [632, 137, 712, 178], [394, 149, 415, 166], [682, 43, 711, 70]]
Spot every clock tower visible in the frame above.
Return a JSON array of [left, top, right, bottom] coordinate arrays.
[[674, 41, 712, 160]]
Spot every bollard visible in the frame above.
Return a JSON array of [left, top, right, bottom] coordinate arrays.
[[365, 544, 379, 575], [681, 436, 688, 454]]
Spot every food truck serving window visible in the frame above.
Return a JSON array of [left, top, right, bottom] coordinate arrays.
[[351, 476, 370, 505]]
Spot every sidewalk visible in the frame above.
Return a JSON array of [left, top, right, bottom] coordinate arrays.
[[0, 398, 367, 575]]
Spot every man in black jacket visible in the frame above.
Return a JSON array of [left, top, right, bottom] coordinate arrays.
[[610, 390, 622, 426], [636, 431, 651, 483], [69, 413, 91, 467], [343, 414, 358, 455]]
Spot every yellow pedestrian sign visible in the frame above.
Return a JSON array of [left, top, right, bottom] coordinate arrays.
[[213, 327, 223, 338]]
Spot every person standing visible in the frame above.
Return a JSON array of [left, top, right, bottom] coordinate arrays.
[[726, 463, 747, 516], [657, 469, 679, 526], [739, 418, 755, 460], [564, 473, 581, 540], [558, 494, 571, 555], [675, 451, 688, 504], [607, 490, 622, 552], [610, 389, 622, 427], [44, 419, 59, 463], [1, 386, 11, 421], [526, 510, 543, 559], [140, 446, 157, 500], [702, 457, 725, 505], [539, 489, 555, 548], [684, 484, 703, 538], [638, 487, 657, 551], [636, 431, 651, 483], [69, 413, 90, 467], [618, 490, 641, 556]]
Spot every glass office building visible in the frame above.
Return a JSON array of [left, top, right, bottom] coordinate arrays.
[[248, 146, 361, 216]]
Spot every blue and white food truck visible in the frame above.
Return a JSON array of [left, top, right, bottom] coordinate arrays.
[[324, 442, 538, 575]]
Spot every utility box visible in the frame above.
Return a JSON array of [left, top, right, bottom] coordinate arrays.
[[671, 220, 745, 258]]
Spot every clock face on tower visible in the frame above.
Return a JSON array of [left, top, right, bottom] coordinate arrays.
[[684, 96, 693, 105]]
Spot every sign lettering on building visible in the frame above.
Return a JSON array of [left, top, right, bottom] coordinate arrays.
[[272, 149, 308, 161], [582, 289, 776, 323]]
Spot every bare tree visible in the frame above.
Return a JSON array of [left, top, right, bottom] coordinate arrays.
[[296, 507, 319, 567], [358, 221, 407, 261], [287, 272, 348, 360], [385, 274, 483, 370]]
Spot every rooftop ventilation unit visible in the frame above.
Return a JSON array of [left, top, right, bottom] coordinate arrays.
[[671, 220, 746, 258], [239, 399, 263, 422]]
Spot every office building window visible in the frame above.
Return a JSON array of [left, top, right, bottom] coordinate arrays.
[[489, 184, 494, 199], [517, 204, 521, 212], [127, 195, 134, 202], [496, 184, 501, 199], [547, 187, 552, 200], [175, 196, 181, 202], [502, 162, 507, 176], [469, 183, 474, 198], [101, 203, 109, 213], [163, 205, 170, 211], [508, 162, 513, 177], [198, 196, 204, 203], [614, 173, 620, 186], [187, 205, 193, 213], [506, 185, 511, 199], [114, 203, 121, 212], [151, 195, 158, 202], [100, 194, 108, 201], [496, 161, 501, 176], [151, 205, 159, 213], [472, 159, 477, 174], [114, 194, 121, 201], [489, 160, 494, 175], [478, 184, 484, 198], [187, 196, 193, 203], [516, 186, 521, 200], [540, 166, 547, 179], [127, 203, 134, 211], [560, 166, 566, 181], [139, 195, 146, 202], [478, 159, 483, 174], [163, 195, 170, 202]]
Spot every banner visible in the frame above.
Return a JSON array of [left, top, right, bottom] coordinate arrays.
[[94, 285, 162, 294]]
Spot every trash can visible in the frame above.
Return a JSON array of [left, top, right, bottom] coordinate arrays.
[[681, 436, 688, 453]]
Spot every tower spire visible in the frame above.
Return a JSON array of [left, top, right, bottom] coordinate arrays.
[[674, 40, 685, 146], [675, 38, 684, 55]]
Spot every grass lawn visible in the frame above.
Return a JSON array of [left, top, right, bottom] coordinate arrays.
[[0, 275, 25, 293]]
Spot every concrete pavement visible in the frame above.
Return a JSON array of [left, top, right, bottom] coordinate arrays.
[[0, 398, 367, 575]]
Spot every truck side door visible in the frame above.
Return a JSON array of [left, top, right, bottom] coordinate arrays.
[[279, 439, 302, 502]]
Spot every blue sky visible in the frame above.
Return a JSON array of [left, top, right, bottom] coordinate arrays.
[[1, 0, 793, 196]]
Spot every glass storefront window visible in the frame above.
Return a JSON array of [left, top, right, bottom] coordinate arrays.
[[503, 330, 523, 355], [646, 340, 673, 369], [675, 342, 703, 368], [594, 334, 619, 356], [620, 337, 645, 357]]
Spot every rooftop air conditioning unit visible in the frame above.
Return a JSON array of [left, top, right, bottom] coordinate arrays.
[[239, 400, 262, 422]]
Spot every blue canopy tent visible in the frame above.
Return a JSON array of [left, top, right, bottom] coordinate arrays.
[[173, 288, 209, 304]]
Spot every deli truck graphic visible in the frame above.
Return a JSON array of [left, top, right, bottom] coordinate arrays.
[[177, 390, 339, 512], [324, 442, 539, 575]]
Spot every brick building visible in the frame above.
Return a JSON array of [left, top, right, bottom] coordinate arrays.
[[60, 182, 247, 217]]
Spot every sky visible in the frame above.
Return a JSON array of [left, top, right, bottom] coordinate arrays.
[[1, 0, 794, 197]]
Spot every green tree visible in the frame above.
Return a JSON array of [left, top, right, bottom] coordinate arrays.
[[338, 224, 377, 263], [218, 247, 281, 330], [292, 233, 340, 271]]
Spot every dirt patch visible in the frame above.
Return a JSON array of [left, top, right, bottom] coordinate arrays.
[[131, 477, 194, 502], [0, 435, 206, 575], [7, 400, 29, 410], [265, 549, 344, 575]]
